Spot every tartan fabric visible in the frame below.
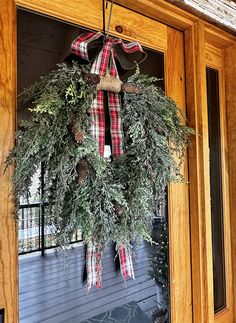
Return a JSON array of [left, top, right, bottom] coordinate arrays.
[[89, 90, 123, 157], [71, 32, 146, 68], [71, 32, 144, 287], [89, 38, 123, 157], [118, 244, 135, 280], [86, 241, 102, 291], [71, 32, 102, 61], [71, 33, 145, 156]]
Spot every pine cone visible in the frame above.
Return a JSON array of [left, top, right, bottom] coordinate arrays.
[[83, 73, 100, 85], [156, 126, 164, 135], [113, 202, 123, 216], [86, 108, 92, 116], [74, 130, 84, 144], [77, 158, 89, 185], [121, 83, 141, 94]]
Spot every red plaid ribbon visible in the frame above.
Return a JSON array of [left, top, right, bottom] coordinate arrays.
[[86, 242, 102, 291], [118, 244, 134, 281], [72, 32, 146, 288], [72, 32, 146, 157]]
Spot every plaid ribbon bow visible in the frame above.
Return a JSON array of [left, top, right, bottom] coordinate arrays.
[[71, 32, 146, 290]]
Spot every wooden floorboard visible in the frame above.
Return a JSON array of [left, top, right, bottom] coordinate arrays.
[[20, 264, 150, 311], [19, 243, 158, 323]]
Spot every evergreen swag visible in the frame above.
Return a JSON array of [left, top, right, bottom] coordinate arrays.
[[6, 62, 193, 255]]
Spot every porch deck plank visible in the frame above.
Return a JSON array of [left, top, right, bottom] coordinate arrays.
[[19, 243, 157, 323]]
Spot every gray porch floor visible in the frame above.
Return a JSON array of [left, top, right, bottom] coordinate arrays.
[[19, 243, 157, 323]]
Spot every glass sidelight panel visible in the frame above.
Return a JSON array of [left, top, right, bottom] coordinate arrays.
[[18, 9, 170, 323], [206, 68, 226, 313]]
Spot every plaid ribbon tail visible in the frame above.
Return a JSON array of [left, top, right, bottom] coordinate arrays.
[[71, 32, 145, 288], [86, 241, 102, 291], [118, 244, 135, 281], [108, 91, 124, 157]]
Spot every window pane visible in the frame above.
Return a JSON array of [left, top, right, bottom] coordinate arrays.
[[18, 9, 169, 322], [206, 67, 226, 313]]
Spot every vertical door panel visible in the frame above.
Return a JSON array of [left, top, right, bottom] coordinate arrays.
[[185, 22, 215, 323], [206, 43, 233, 323], [0, 1, 18, 322], [225, 43, 236, 323], [167, 27, 192, 323]]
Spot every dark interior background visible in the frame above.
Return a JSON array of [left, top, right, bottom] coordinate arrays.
[[206, 67, 226, 313]]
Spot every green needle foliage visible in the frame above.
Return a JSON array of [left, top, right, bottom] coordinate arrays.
[[150, 218, 169, 323], [6, 62, 193, 252]]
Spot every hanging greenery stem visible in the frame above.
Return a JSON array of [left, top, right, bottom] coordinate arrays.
[[6, 62, 193, 252]]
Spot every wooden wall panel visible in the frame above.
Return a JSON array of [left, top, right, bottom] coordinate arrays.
[[16, 0, 198, 30], [109, 4, 167, 51], [0, 0, 18, 322], [114, 0, 197, 30], [185, 21, 214, 323], [114, 0, 235, 47], [16, 0, 167, 51], [204, 23, 235, 48], [225, 44, 236, 322], [16, 0, 103, 30], [166, 27, 192, 323], [205, 43, 223, 69]]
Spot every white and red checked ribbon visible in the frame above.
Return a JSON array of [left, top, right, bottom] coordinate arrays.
[[86, 241, 102, 290], [71, 32, 146, 289]]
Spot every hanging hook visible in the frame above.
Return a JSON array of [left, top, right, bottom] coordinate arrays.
[[106, 0, 114, 38], [102, 0, 114, 38], [102, 0, 106, 36]]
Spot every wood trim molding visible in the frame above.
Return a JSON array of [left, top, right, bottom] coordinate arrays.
[[205, 23, 236, 49], [15, 0, 103, 32], [15, 0, 168, 51], [0, 0, 18, 322], [185, 21, 215, 323], [113, 0, 197, 30], [207, 49, 234, 323], [167, 27, 192, 323], [216, 64, 233, 323], [16, 0, 236, 49], [205, 43, 223, 69], [113, 0, 236, 48], [224, 43, 236, 322]]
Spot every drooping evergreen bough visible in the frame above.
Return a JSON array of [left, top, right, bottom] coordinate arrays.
[[6, 62, 193, 253]]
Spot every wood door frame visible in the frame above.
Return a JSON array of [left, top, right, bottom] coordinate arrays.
[[0, 1, 236, 323], [205, 42, 233, 323], [225, 43, 236, 323], [0, 1, 18, 323]]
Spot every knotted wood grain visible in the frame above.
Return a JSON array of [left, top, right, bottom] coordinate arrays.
[[0, 1, 18, 322]]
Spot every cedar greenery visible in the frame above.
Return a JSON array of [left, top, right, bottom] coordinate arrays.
[[150, 218, 169, 323], [6, 62, 193, 251]]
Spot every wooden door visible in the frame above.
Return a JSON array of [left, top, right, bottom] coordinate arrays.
[[0, 1, 192, 322]]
